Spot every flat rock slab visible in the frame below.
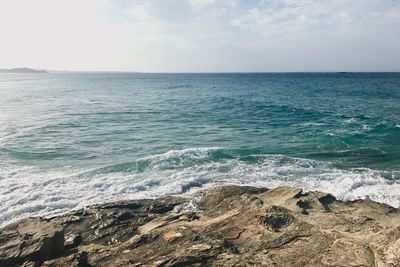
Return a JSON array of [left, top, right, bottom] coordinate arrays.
[[1, 185, 400, 266]]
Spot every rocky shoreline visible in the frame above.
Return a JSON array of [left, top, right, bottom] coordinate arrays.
[[1, 185, 400, 266]]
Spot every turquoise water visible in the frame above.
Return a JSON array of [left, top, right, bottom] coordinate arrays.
[[1, 72, 399, 226]]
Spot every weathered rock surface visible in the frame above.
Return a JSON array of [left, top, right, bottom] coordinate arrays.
[[1, 185, 400, 266]]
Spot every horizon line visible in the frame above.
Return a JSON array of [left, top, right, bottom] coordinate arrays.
[[2, 67, 400, 74], [45, 70, 400, 74]]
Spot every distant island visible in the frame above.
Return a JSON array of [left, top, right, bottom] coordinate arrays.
[[0, 68, 47, 73]]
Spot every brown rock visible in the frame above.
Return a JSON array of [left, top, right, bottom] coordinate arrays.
[[0, 218, 64, 267], [1, 185, 400, 266], [163, 231, 182, 241]]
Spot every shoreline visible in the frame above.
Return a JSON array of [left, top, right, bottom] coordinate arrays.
[[1, 185, 399, 266], [2, 176, 399, 230]]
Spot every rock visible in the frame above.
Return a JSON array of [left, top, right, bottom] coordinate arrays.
[[1, 185, 400, 266], [163, 231, 182, 241], [64, 233, 81, 249], [258, 205, 295, 232], [0, 218, 64, 267], [42, 251, 89, 267]]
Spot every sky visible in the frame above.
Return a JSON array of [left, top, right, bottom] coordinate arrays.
[[0, 0, 399, 72]]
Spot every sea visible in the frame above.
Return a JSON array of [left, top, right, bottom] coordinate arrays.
[[0, 72, 399, 227]]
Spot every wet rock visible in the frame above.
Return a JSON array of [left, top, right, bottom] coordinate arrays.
[[1, 185, 400, 266]]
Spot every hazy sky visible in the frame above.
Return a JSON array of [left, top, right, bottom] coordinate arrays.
[[1, 0, 399, 72]]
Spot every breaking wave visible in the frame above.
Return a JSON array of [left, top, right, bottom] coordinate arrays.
[[1, 147, 399, 227]]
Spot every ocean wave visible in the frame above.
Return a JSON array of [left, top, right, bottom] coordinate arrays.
[[0, 147, 399, 227]]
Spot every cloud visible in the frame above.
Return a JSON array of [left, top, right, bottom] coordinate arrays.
[[231, 0, 395, 37], [188, 0, 239, 9], [0, 0, 399, 71], [106, 0, 400, 44]]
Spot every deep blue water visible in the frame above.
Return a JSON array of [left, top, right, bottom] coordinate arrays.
[[0, 72, 399, 226]]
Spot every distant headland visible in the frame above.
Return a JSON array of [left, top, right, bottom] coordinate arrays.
[[0, 68, 47, 73]]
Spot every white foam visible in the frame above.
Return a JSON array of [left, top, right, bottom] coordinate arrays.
[[139, 147, 221, 162], [362, 124, 372, 131], [344, 118, 357, 124], [297, 122, 325, 127], [1, 147, 399, 227]]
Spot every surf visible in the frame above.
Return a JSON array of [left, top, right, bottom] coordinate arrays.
[[1, 147, 399, 227]]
